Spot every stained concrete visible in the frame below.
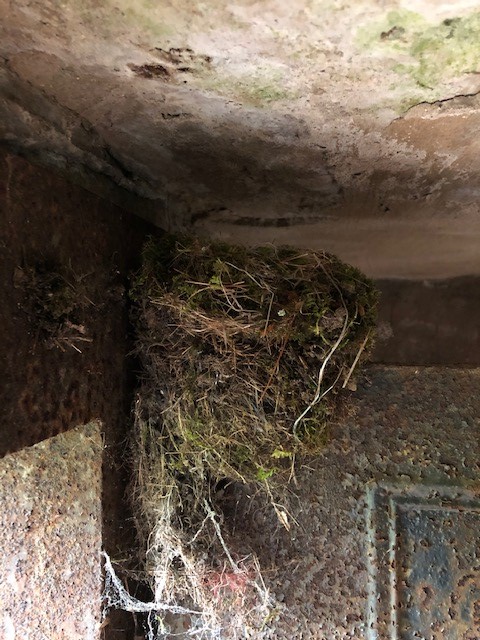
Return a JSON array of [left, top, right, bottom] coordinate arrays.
[[373, 277, 480, 365], [2, 1, 480, 278], [0, 422, 103, 640]]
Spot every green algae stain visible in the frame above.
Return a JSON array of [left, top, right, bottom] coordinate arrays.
[[54, 0, 174, 39], [198, 70, 295, 107], [239, 79, 293, 105], [411, 14, 480, 88], [357, 10, 480, 89], [356, 9, 426, 51]]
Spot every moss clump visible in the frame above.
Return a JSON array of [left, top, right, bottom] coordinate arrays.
[[356, 9, 426, 51], [196, 69, 294, 106], [134, 234, 377, 482], [13, 261, 92, 352], [411, 13, 480, 88], [357, 10, 480, 90], [238, 78, 293, 104]]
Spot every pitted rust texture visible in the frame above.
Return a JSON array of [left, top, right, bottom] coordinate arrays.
[[0, 150, 151, 639], [397, 504, 480, 639], [228, 367, 480, 639], [0, 422, 102, 639], [368, 485, 480, 640], [373, 277, 480, 366]]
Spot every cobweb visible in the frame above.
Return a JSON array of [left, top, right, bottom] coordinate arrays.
[[102, 551, 221, 639]]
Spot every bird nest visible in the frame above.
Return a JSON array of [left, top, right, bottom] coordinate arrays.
[[126, 234, 378, 637]]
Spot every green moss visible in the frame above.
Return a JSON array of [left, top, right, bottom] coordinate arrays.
[[256, 466, 277, 481], [242, 81, 292, 104], [271, 448, 293, 460], [357, 10, 480, 90], [230, 445, 251, 466], [60, 0, 174, 39], [396, 94, 427, 113], [356, 9, 426, 50], [411, 13, 480, 88], [197, 70, 294, 106]]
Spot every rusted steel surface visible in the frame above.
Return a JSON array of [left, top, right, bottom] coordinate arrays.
[[228, 367, 480, 639], [0, 151, 152, 639], [0, 422, 103, 639], [373, 278, 480, 366], [368, 484, 480, 640], [0, 150, 148, 457]]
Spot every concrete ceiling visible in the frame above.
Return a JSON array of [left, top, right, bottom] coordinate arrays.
[[2, 0, 480, 278]]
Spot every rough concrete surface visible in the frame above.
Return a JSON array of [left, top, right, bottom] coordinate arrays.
[[2, 1, 480, 277], [372, 277, 480, 365], [0, 421, 103, 640]]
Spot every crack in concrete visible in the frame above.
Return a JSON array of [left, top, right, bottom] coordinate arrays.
[[394, 90, 480, 122]]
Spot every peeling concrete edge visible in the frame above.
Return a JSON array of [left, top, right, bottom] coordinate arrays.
[[0, 59, 167, 227], [0, 419, 105, 461], [392, 88, 480, 121], [0, 137, 164, 227], [1, 57, 158, 197]]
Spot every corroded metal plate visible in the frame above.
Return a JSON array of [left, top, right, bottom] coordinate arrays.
[[0, 422, 103, 639], [367, 485, 480, 640]]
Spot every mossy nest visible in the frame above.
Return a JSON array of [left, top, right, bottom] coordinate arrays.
[[129, 234, 378, 635], [134, 234, 377, 485]]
